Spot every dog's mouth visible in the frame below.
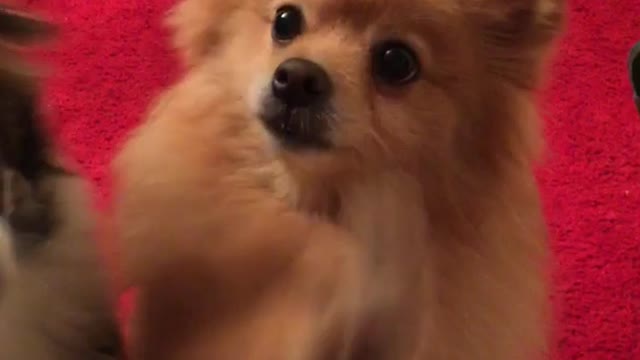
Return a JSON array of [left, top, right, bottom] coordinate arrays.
[[258, 95, 332, 150]]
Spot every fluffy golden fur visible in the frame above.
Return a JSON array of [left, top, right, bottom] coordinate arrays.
[[114, 0, 565, 359], [0, 6, 120, 359]]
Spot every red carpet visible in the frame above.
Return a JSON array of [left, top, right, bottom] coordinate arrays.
[[17, 0, 640, 358]]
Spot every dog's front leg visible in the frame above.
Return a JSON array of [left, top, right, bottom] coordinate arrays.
[[129, 206, 370, 360]]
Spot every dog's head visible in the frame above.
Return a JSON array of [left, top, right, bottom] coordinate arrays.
[[168, 0, 565, 182]]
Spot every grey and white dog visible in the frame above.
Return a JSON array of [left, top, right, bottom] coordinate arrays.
[[0, 6, 121, 359]]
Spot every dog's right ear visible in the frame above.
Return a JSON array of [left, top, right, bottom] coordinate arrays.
[[166, 0, 244, 67], [467, 0, 566, 88]]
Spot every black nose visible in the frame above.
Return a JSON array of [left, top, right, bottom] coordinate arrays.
[[272, 58, 331, 107]]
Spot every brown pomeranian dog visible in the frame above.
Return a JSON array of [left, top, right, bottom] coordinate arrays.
[[0, 6, 120, 359], [114, 0, 565, 359]]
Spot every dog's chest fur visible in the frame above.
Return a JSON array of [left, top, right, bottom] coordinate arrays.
[[284, 170, 434, 356], [276, 165, 432, 291], [337, 172, 430, 274]]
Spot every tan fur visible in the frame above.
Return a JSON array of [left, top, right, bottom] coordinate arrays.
[[114, 0, 565, 359], [0, 218, 15, 298], [0, 173, 118, 360]]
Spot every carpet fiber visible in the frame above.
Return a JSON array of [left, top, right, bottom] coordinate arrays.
[[18, 0, 640, 358]]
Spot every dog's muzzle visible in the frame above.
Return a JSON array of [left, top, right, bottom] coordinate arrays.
[[259, 58, 333, 150]]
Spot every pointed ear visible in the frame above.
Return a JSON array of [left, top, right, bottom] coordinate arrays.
[[166, 0, 243, 67], [0, 7, 56, 45], [469, 0, 566, 87]]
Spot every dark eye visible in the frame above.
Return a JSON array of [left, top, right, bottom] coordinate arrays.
[[372, 41, 420, 86], [272, 5, 304, 43]]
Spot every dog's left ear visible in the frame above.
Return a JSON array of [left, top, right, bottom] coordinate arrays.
[[468, 0, 566, 88], [166, 0, 245, 67]]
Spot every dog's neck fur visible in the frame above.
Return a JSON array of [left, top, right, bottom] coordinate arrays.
[[277, 153, 547, 359], [284, 167, 431, 293], [283, 167, 433, 357]]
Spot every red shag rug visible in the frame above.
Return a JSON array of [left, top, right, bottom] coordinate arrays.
[[17, 0, 640, 358]]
